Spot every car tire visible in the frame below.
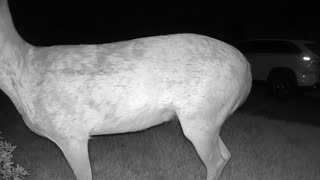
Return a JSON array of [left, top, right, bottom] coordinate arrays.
[[268, 71, 297, 99]]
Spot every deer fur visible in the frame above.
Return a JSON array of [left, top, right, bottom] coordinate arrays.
[[0, 1, 251, 179]]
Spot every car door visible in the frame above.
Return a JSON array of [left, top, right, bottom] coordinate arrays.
[[237, 40, 302, 81], [236, 40, 271, 81]]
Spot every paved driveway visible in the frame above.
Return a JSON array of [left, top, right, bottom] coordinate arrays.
[[239, 83, 320, 127]]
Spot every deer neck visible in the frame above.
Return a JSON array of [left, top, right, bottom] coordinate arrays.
[[0, 0, 33, 113]]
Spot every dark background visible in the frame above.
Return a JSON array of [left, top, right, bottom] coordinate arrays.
[[7, 0, 320, 46]]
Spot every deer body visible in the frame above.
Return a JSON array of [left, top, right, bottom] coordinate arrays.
[[0, 1, 251, 180]]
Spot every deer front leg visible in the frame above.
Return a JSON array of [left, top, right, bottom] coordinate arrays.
[[55, 138, 92, 180]]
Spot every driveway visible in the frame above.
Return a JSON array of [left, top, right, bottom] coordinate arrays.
[[239, 83, 320, 127]]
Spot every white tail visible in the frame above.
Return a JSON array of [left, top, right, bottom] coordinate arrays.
[[0, 1, 251, 180]]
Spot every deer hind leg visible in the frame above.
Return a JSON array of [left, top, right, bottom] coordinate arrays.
[[178, 110, 231, 180], [54, 137, 92, 180]]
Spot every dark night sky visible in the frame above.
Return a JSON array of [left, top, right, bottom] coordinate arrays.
[[7, 0, 320, 46]]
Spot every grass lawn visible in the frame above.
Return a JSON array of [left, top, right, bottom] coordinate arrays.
[[2, 112, 320, 180]]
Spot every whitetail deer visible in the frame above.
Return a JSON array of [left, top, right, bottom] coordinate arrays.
[[0, 1, 251, 180]]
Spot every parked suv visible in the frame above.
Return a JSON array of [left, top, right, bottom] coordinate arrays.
[[235, 39, 320, 98]]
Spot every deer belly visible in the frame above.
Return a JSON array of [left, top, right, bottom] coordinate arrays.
[[89, 106, 176, 135]]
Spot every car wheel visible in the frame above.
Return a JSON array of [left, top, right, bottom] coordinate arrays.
[[268, 72, 297, 99]]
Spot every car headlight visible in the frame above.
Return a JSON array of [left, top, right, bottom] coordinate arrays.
[[303, 56, 311, 61]]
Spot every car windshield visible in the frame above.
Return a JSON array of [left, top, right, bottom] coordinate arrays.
[[305, 43, 320, 57]]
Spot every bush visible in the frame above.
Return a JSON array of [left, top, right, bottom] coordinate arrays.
[[0, 132, 29, 180]]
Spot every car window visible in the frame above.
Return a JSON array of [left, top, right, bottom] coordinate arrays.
[[237, 40, 302, 54], [305, 43, 320, 57]]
